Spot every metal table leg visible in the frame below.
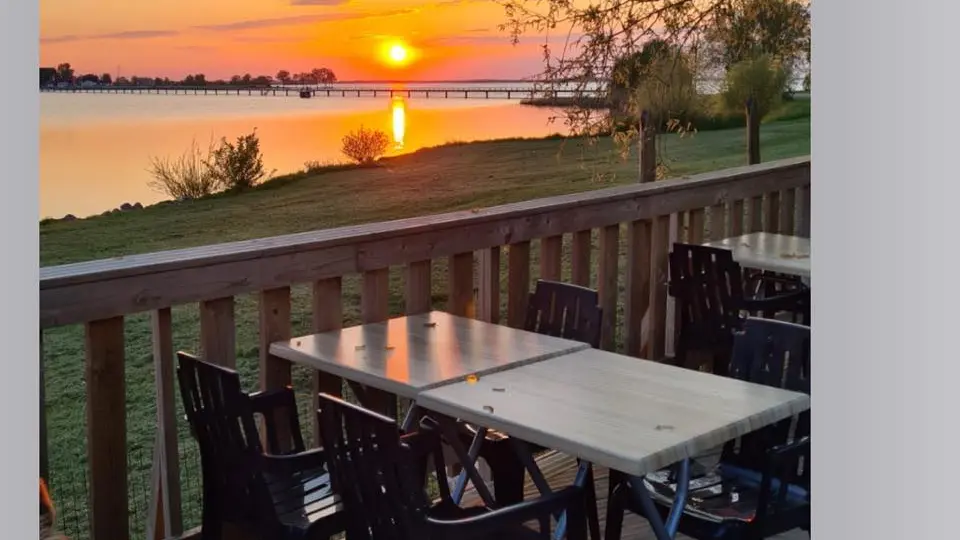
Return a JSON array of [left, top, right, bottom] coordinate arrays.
[[400, 403, 421, 433], [433, 415, 498, 508], [627, 458, 691, 540], [509, 439, 595, 540]]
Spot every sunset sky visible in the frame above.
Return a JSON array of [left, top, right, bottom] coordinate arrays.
[[39, 0, 566, 81]]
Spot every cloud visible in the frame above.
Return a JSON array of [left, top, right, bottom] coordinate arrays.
[[195, 8, 418, 32], [41, 29, 178, 44]]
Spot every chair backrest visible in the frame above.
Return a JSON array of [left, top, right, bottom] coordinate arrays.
[[669, 243, 747, 370], [177, 352, 271, 521], [721, 318, 811, 483], [524, 280, 602, 348], [317, 393, 427, 540]]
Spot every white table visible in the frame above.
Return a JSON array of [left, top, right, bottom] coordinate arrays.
[[417, 348, 810, 539], [270, 311, 591, 400], [270, 310, 591, 506], [703, 232, 810, 280]]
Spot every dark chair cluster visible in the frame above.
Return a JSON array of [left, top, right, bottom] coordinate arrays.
[[177, 254, 809, 540]]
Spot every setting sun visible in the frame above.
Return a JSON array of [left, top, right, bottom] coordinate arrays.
[[384, 42, 412, 67]]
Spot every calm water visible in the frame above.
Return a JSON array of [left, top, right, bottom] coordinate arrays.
[[40, 87, 563, 219]]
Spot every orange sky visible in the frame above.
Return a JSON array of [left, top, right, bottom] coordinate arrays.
[[39, 0, 566, 81]]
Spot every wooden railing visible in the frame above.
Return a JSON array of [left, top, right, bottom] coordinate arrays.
[[39, 156, 810, 540]]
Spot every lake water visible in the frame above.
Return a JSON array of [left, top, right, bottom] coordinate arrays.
[[40, 86, 564, 219]]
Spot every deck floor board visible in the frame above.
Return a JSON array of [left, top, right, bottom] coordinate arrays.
[[458, 451, 808, 540]]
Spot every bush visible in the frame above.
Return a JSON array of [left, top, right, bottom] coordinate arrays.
[[147, 139, 219, 200], [341, 126, 390, 165], [207, 129, 269, 191], [721, 55, 789, 120]]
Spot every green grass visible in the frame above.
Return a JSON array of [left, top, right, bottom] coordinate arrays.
[[40, 115, 809, 539]]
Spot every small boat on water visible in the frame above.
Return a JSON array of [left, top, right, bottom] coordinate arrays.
[[299, 89, 312, 99]]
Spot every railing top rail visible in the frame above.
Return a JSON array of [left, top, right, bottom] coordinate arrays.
[[41, 156, 808, 287], [39, 156, 809, 328]]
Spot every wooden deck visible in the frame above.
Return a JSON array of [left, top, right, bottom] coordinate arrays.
[[459, 451, 808, 540]]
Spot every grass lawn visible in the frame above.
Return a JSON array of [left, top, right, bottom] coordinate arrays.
[[40, 111, 809, 539]]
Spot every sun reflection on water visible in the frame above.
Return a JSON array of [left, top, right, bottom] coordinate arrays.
[[391, 97, 406, 150]]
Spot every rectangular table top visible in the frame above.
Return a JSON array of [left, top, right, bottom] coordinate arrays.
[[269, 311, 591, 399], [702, 232, 810, 278], [416, 348, 810, 477]]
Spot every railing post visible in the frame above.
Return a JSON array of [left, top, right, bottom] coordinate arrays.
[[729, 199, 745, 236], [199, 297, 236, 367], [449, 253, 475, 318], [570, 231, 592, 287], [781, 188, 797, 235], [765, 192, 781, 233], [477, 249, 500, 323], [598, 225, 620, 351], [147, 308, 182, 540], [709, 203, 726, 240], [85, 316, 128, 540], [798, 185, 811, 238], [507, 242, 531, 328], [648, 216, 671, 360], [539, 236, 563, 282], [312, 278, 343, 446], [688, 208, 705, 244], [625, 220, 651, 357], [362, 269, 395, 417], [259, 288, 294, 452], [405, 261, 433, 315], [750, 196, 764, 233]]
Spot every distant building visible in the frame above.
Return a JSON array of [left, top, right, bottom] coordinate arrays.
[[39, 67, 56, 88]]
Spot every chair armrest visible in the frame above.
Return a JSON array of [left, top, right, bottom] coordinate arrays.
[[248, 387, 305, 454], [248, 387, 296, 416], [259, 447, 328, 476], [425, 486, 585, 538]]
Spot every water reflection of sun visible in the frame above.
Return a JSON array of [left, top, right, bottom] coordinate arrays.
[[391, 97, 406, 150]]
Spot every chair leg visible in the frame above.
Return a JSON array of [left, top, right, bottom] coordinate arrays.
[[604, 482, 626, 540], [484, 445, 526, 506], [566, 496, 589, 540], [584, 466, 601, 540]]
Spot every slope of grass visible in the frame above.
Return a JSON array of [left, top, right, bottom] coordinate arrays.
[[40, 118, 809, 539]]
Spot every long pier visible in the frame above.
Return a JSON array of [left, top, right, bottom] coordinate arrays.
[[40, 85, 603, 100]]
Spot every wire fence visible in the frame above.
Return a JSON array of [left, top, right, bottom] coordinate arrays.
[[49, 432, 204, 540], [46, 365, 409, 540]]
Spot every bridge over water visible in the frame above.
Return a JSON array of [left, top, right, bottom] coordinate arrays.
[[40, 85, 606, 100]]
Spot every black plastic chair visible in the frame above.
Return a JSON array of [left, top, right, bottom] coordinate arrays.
[[669, 243, 807, 375], [317, 393, 589, 540], [177, 352, 345, 540], [606, 318, 811, 540], [523, 280, 603, 348], [450, 280, 602, 538]]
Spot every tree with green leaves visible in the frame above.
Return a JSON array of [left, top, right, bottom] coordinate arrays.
[[498, 0, 809, 134], [720, 54, 788, 121], [705, 0, 810, 78], [609, 38, 698, 132], [55, 63, 74, 83]]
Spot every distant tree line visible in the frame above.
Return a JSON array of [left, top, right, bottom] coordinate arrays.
[[39, 63, 337, 88]]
